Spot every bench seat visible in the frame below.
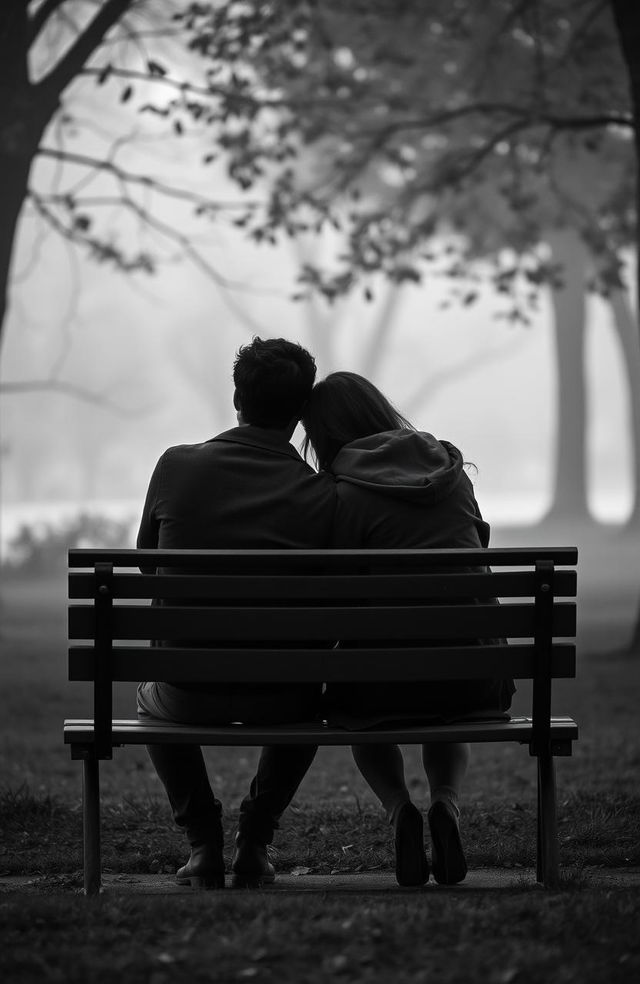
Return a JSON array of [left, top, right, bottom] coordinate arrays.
[[64, 715, 579, 750]]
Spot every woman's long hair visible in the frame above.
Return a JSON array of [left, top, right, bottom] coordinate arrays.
[[301, 371, 414, 471]]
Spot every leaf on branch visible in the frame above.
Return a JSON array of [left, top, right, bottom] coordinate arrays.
[[139, 104, 170, 118], [147, 60, 168, 77], [73, 215, 92, 232], [389, 265, 421, 284], [97, 64, 112, 85]]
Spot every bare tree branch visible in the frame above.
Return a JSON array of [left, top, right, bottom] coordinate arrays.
[[29, 184, 281, 299], [28, 183, 280, 334], [37, 0, 133, 101], [0, 378, 150, 416], [357, 105, 633, 144], [27, 0, 67, 47], [322, 103, 631, 202], [439, 120, 528, 187], [28, 189, 153, 272], [79, 64, 337, 108], [37, 145, 262, 211], [80, 63, 215, 97], [11, 209, 53, 285], [557, 0, 611, 69], [79, 65, 635, 133]]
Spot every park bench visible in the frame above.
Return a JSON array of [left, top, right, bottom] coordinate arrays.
[[65, 546, 578, 895]]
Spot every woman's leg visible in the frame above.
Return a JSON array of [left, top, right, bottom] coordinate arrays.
[[422, 742, 470, 885], [421, 741, 470, 815], [352, 744, 428, 887], [352, 743, 410, 822]]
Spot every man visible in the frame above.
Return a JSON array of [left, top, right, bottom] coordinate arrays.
[[137, 337, 336, 888]]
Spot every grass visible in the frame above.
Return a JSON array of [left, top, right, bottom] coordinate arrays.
[[1, 889, 639, 983], [1, 785, 639, 883], [1, 571, 640, 983]]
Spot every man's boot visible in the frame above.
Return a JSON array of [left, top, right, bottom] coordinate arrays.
[[176, 838, 225, 890], [231, 832, 275, 888]]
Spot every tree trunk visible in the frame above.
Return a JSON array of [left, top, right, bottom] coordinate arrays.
[[608, 288, 640, 527], [305, 301, 336, 378], [0, 0, 134, 345], [610, 0, 640, 652], [544, 229, 590, 522], [0, 151, 35, 350], [0, 1, 37, 348], [610, 0, 640, 311], [0, 105, 46, 579], [360, 282, 403, 382]]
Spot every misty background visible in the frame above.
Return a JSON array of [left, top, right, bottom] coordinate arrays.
[[1, 219, 633, 522]]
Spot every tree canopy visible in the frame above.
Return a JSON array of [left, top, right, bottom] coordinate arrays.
[[0, 1, 636, 340], [0, 0, 260, 349], [165, 0, 635, 316]]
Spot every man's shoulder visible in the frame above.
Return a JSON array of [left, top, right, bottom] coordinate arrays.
[[210, 425, 304, 459], [157, 441, 210, 462], [157, 432, 330, 480], [159, 428, 245, 458]]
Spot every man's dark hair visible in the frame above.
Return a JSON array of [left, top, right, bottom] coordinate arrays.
[[233, 337, 317, 427]]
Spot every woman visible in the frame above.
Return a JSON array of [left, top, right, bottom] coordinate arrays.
[[301, 371, 514, 888]]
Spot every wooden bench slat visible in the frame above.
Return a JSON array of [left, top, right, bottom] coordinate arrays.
[[68, 546, 579, 570], [63, 715, 579, 747], [68, 601, 577, 641], [68, 641, 576, 682], [68, 569, 578, 600]]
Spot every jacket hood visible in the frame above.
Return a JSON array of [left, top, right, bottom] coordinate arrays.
[[331, 429, 464, 504]]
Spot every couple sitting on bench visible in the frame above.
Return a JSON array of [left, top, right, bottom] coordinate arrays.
[[136, 337, 514, 889]]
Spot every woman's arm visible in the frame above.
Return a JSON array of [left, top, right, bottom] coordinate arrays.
[[329, 487, 367, 548]]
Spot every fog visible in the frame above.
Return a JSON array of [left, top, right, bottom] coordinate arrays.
[[1, 212, 633, 530], [0, 65, 636, 565]]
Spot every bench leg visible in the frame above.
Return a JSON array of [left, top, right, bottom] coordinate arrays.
[[83, 755, 101, 896], [536, 753, 559, 889]]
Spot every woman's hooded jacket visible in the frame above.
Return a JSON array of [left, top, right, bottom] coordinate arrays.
[[323, 428, 514, 727], [329, 429, 488, 549]]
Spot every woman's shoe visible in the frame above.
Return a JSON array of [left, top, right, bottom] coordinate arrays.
[[427, 800, 467, 885], [176, 843, 225, 889], [393, 802, 429, 887]]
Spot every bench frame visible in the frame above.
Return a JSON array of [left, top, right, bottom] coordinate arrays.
[[65, 546, 579, 894]]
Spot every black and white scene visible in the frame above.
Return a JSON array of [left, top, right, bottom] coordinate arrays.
[[1, 2, 639, 981]]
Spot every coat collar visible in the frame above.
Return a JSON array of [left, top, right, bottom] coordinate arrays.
[[208, 425, 304, 461]]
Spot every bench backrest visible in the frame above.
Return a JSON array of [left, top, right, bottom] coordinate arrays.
[[68, 547, 577, 757]]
